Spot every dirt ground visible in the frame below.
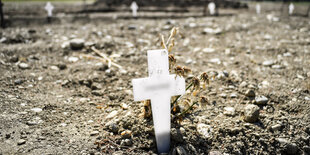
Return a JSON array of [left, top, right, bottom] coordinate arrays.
[[0, 2, 310, 155]]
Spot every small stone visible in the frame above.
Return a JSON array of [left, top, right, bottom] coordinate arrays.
[[171, 128, 183, 143], [14, 79, 24, 85], [50, 65, 59, 70], [255, 96, 268, 105], [203, 48, 215, 53], [277, 138, 298, 155], [106, 110, 118, 119], [128, 25, 136, 30], [230, 93, 237, 98], [209, 151, 222, 155], [18, 63, 30, 69], [70, 38, 85, 50], [90, 131, 99, 136], [57, 64, 67, 70], [120, 139, 132, 146], [121, 130, 132, 139], [197, 123, 212, 138], [271, 124, 282, 131], [17, 139, 26, 145], [175, 146, 187, 155], [203, 28, 222, 35], [223, 107, 235, 116], [91, 90, 103, 96], [240, 81, 247, 88], [108, 123, 119, 133], [272, 65, 282, 69], [262, 60, 275, 66], [68, 56, 79, 63], [244, 104, 260, 123], [245, 89, 255, 97], [31, 108, 42, 113], [120, 103, 129, 110], [91, 83, 102, 90]]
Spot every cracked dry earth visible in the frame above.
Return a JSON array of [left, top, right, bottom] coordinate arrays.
[[1, 5, 310, 155]]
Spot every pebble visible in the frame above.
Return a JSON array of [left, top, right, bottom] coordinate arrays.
[[106, 110, 118, 119], [243, 104, 260, 123], [255, 96, 268, 105], [171, 128, 184, 143], [230, 93, 237, 98], [50, 65, 59, 70], [14, 79, 24, 85], [209, 151, 222, 155], [68, 56, 79, 63], [90, 131, 99, 136], [203, 48, 215, 53], [121, 130, 132, 139], [245, 89, 255, 97], [31, 108, 42, 113], [262, 60, 275, 66], [120, 139, 132, 146], [197, 123, 213, 138], [223, 107, 235, 116], [70, 38, 85, 50], [175, 146, 187, 155], [203, 27, 222, 35], [18, 63, 30, 69], [271, 124, 282, 131], [277, 138, 298, 155], [108, 123, 119, 133], [128, 25, 137, 30], [17, 139, 26, 145]]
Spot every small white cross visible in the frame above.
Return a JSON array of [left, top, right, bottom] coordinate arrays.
[[132, 49, 185, 153], [256, 4, 261, 14], [130, 1, 138, 17], [208, 2, 216, 15], [45, 2, 54, 17], [289, 3, 294, 15]]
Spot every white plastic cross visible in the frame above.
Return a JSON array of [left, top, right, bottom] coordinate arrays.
[[132, 49, 185, 153], [130, 1, 138, 17], [45, 2, 54, 17], [256, 4, 261, 14], [289, 3, 294, 15], [208, 2, 216, 15]]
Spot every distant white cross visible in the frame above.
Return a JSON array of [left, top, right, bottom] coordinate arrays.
[[132, 49, 185, 153], [130, 1, 138, 17], [289, 3, 294, 15], [256, 4, 261, 14], [208, 2, 216, 15], [45, 2, 54, 17]]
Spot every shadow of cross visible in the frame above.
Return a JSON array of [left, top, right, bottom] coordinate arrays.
[[132, 49, 185, 153]]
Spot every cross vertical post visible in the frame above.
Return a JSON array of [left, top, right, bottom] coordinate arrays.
[[132, 49, 185, 153]]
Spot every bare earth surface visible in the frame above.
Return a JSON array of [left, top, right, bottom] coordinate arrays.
[[1, 2, 310, 155]]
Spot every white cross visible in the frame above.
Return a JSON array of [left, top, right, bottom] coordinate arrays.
[[130, 1, 138, 17], [256, 4, 261, 14], [45, 2, 54, 17], [289, 3, 294, 15], [132, 49, 185, 153], [208, 2, 216, 15]]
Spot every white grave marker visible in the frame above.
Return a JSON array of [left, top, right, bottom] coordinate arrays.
[[132, 49, 185, 153], [256, 4, 261, 14], [130, 1, 138, 17], [208, 2, 216, 15], [289, 3, 294, 15], [45, 2, 54, 17]]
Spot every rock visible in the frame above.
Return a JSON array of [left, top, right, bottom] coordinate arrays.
[[171, 128, 184, 143], [90, 131, 99, 136], [31, 108, 42, 113], [18, 63, 30, 69], [70, 39, 85, 50], [91, 83, 102, 90], [203, 28, 222, 35], [271, 124, 282, 131], [14, 79, 24, 85], [175, 146, 187, 155], [197, 123, 213, 138], [50, 65, 59, 70], [68, 56, 79, 63], [120, 103, 129, 110], [120, 139, 132, 146], [121, 130, 132, 139], [128, 25, 137, 30], [223, 107, 235, 116], [108, 123, 119, 133], [245, 89, 255, 97], [209, 151, 222, 155], [255, 96, 268, 105], [277, 138, 298, 155], [262, 60, 275, 67], [243, 104, 260, 123], [303, 146, 310, 154], [106, 110, 118, 119], [17, 139, 26, 145], [203, 48, 215, 53], [26, 117, 43, 125], [57, 64, 67, 70]]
